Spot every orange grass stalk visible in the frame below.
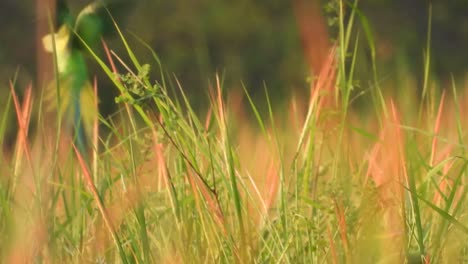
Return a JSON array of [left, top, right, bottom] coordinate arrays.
[[153, 128, 169, 191], [306, 46, 338, 119], [102, 39, 119, 80], [215, 75, 226, 132], [264, 161, 280, 215], [204, 107, 213, 132], [6, 82, 47, 264], [365, 100, 408, 261], [430, 90, 446, 166], [10, 82, 34, 176], [315, 45, 338, 114], [327, 223, 339, 264]]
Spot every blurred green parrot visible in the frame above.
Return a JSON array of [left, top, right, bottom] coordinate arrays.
[[42, 0, 127, 155]]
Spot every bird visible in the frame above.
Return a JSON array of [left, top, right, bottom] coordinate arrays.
[[42, 0, 112, 156]]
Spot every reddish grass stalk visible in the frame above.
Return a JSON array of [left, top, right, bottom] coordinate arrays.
[[315, 45, 338, 113], [102, 39, 119, 78], [365, 101, 408, 261], [430, 90, 446, 166], [204, 107, 213, 132], [327, 223, 338, 264], [390, 100, 409, 188], [73, 144, 121, 254], [10, 82, 34, 174], [264, 162, 279, 212], [216, 75, 226, 132], [390, 100, 409, 240], [8, 82, 50, 263], [306, 46, 338, 120], [153, 130, 168, 191]]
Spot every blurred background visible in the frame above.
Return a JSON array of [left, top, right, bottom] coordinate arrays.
[[0, 0, 467, 123]]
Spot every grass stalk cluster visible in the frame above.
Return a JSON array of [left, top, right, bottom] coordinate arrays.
[[0, 1, 466, 263]]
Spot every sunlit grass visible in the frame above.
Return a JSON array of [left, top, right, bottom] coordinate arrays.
[[1, 2, 467, 263]]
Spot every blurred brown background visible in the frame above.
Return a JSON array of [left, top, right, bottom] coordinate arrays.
[[0, 0, 467, 111]]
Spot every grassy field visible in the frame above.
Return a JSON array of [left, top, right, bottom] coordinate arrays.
[[1, 2, 467, 263]]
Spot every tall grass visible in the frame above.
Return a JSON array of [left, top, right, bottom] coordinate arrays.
[[1, 1, 467, 263]]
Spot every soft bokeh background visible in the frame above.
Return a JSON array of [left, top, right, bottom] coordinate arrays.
[[1, 0, 467, 117]]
